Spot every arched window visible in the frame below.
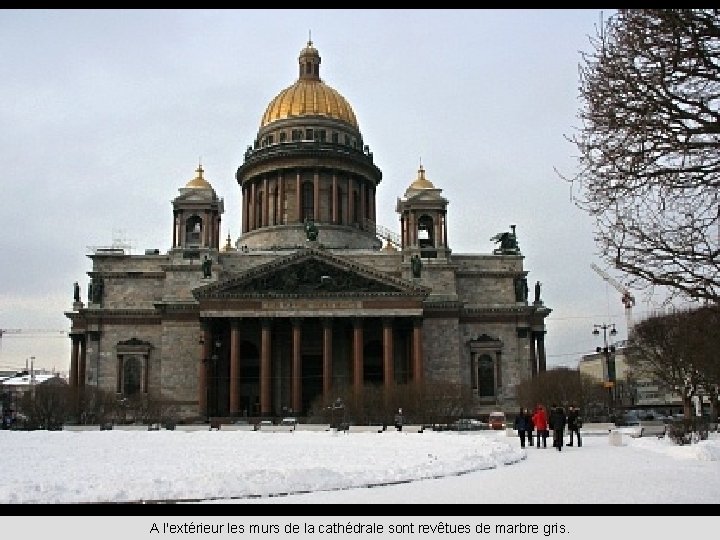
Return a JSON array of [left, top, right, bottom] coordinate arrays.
[[256, 191, 263, 228], [302, 182, 314, 221], [123, 357, 142, 397], [477, 355, 495, 398], [364, 186, 372, 222], [352, 191, 359, 224], [418, 215, 434, 248], [336, 187, 344, 224], [272, 187, 279, 225], [186, 216, 202, 245]]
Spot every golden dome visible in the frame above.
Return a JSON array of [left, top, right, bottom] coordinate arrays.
[[185, 164, 212, 189], [408, 164, 435, 190], [260, 41, 358, 129]]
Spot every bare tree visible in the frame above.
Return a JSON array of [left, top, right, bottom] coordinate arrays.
[[515, 368, 587, 412], [305, 381, 474, 428], [626, 305, 719, 419], [563, 9, 720, 302], [687, 305, 720, 424], [19, 381, 69, 430]]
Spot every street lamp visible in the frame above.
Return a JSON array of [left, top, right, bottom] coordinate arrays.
[[28, 356, 36, 400], [199, 335, 221, 423], [593, 323, 618, 420], [329, 397, 344, 429]]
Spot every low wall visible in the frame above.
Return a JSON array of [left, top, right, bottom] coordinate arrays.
[[348, 425, 384, 433], [399, 425, 424, 433], [258, 425, 294, 433], [295, 424, 331, 431], [219, 424, 256, 431], [175, 425, 211, 432], [63, 425, 102, 431], [582, 422, 614, 434]]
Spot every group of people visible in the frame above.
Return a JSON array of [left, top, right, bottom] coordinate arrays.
[[513, 403, 583, 451]]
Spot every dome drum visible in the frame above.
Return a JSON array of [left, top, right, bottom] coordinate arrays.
[[254, 116, 363, 155], [239, 223, 382, 251], [238, 142, 381, 186]]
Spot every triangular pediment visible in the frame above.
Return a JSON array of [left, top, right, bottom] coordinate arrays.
[[194, 247, 428, 299]]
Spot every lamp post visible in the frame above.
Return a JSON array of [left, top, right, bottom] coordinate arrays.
[[329, 397, 344, 429], [208, 338, 222, 421], [199, 335, 222, 423], [593, 323, 618, 420], [28, 356, 36, 401]]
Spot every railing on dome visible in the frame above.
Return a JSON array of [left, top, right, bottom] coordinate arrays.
[[362, 218, 401, 249], [242, 140, 376, 166]]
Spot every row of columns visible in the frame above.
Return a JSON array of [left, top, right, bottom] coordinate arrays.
[[199, 317, 423, 418], [241, 170, 377, 233]]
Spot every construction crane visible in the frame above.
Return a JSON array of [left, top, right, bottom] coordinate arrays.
[[590, 263, 636, 336]]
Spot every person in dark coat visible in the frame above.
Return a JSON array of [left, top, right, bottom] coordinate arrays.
[[549, 403, 567, 451], [514, 408, 528, 448], [567, 404, 582, 447], [524, 407, 534, 446]]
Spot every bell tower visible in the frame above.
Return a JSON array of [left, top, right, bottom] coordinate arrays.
[[395, 164, 450, 260], [171, 164, 224, 251]]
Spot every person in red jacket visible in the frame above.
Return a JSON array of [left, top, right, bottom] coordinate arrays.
[[532, 404, 549, 448]]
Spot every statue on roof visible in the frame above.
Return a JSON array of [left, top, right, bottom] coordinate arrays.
[[202, 255, 212, 279], [514, 276, 529, 302], [411, 254, 422, 278], [491, 225, 520, 255], [304, 217, 319, 242]]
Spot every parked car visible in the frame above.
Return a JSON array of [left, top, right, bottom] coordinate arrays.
[[614, 412, 666, 438], [488, 411, 507, 430], [280, 417, 297, 427]]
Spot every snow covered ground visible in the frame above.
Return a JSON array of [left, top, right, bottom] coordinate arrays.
[[3, 426, 719, 505]]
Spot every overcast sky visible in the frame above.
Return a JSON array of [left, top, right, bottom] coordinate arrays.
[[1, 8, 669, 374]]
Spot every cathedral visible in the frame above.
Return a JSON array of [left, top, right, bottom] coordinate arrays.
[[65, 41, 551, 422]]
